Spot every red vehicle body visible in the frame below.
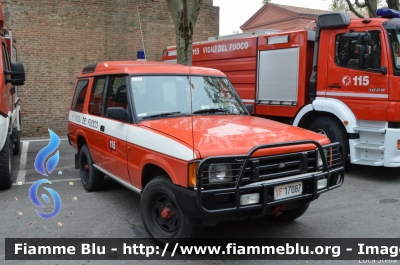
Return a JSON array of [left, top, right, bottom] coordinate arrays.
[[0, 5, 26, 189], [162, 12, 400, 167], [68, 60, 344, 245]]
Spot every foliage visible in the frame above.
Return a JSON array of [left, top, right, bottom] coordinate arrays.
[[330, 0, 394, 18]]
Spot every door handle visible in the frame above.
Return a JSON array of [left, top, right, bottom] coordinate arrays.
[[328, 84, 342, 88]]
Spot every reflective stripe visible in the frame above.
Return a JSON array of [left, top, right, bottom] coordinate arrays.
[[242, 99, 255, 103], [69, 111, 196, 161], [317, 91, 388, 99]]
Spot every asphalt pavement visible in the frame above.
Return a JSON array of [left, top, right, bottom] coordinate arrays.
[[1, 136, 400, 265]]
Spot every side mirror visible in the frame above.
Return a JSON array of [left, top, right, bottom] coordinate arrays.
[[358, 45, 368, 69], [245, 104, 253, 114], [5, 62, 25, 86], [380, 66, 387, 74], [107, 107, 126, 121]]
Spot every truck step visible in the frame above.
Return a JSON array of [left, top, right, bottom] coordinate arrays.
[[353, 126, 385, 133], [354, 143, 385, 150], [353, 159, 384, 166]]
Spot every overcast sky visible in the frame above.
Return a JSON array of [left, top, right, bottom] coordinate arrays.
[[212, 0, 332, 36]]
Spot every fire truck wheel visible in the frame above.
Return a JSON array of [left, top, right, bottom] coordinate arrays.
[[271, 203, 310, 222], [12, 129, 21, 155], [0, 135, 13, 190], [308, 116, 349, 163], [141, 175, 197, 246], [78, 145, 104, 191]]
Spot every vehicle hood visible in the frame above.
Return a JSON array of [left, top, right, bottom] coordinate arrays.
[[139, 115, 331, 158]]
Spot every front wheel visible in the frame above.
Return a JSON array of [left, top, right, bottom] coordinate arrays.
[[0, 135, 13, 190], [78, 145, 104, 191], [140, 176, 197, 246], [308, 116, 349, 165]]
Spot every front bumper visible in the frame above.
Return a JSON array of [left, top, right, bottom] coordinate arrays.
[[172, 140, 344, 217]]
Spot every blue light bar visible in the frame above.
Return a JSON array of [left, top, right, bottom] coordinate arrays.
[[377, 8, 400, 18], [137, 49, 146, 60]]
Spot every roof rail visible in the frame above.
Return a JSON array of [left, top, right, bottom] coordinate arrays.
[[208, 28, 280, 41]]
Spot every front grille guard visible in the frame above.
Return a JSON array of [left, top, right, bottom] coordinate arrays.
[[195, 140, 345, 215]]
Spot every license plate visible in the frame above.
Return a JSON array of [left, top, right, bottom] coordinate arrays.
[[274, 182, 302, 200]]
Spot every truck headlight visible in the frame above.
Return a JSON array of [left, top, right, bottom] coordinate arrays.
[[317, 149, 328, 169], [208, 164, 232, 183]]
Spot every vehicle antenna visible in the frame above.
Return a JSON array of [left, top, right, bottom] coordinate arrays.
[[136, 3, 146, 58]]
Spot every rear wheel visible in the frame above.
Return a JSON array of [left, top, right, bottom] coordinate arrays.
[[140, 176, 197, 246], [0, 135, 13, 190], [78, 145, 104, 191], [308, 116, 349, 165], [271, 203, 310, 222], [12, 129, 21, 155]]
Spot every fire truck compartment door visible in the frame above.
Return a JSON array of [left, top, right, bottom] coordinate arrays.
[[257, 47, 299, 105]]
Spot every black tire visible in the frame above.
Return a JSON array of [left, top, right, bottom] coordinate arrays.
[[271, 203, 310, 222], [0, 135, 13, 190], [140, 176, 197, 246], [78, 145, 104, 191], [308, 116, 349, 165], [12, 129, 21, 155]]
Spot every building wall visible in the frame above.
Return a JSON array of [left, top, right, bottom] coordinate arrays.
[[1, 0, 219, 136]]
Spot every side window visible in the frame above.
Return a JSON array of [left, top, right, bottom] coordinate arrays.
[[2, 44, 10, 73], [88, 77, 106, 116], [105, 76, 127, 112], [71, 80, 89, 112], [335, 31, 381, 70]]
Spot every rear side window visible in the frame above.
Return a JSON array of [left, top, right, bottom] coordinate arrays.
[[88, 77, 106, 116], [71, 80, 89, 112]]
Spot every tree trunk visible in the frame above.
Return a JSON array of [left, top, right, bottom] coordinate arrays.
[[387, 0, 400, 10], [166, 0, 202, 66]]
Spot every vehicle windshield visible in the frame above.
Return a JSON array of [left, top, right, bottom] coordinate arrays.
[[130, 75, 246, 120], [387, 29, 400, 69]]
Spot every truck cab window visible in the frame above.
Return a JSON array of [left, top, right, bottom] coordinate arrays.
[[2, 43, 10, 73], [335, 31, 381, 71], [387, 29, 400, 69]]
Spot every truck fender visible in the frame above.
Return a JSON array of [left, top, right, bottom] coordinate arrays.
[[293, 98, 357, 134], [0, 113, 10, 149]]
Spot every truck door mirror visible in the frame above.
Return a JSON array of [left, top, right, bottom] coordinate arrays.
[[358, 45, 368, 69], [245, 104, 253, 114], [5, 62, 25, 86], [107, 107, 126, 121]]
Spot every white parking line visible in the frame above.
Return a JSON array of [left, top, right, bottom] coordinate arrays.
[[15, 141, 29, 185], [22, 178, 81, 185], [23, 138, 68, 142]]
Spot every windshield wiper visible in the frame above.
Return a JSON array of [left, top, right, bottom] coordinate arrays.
[[192, 108, 229, 114], [141, 111, 182, 120]]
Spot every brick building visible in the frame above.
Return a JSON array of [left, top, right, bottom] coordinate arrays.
[[241, 3, 333, 32], [1, 0, 219, 136]]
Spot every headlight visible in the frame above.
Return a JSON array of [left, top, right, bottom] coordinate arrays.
[[208, 164, 232, 183], [317, 149, 328, 169]]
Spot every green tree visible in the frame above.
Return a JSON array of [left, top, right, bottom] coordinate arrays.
[[330, 0, 393, 18], [262, 0, 270, 4], [166, 0, 202, 66]]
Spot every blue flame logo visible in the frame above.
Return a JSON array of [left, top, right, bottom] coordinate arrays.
[[29, 179, 62, 219], [34, 129, 60, 176]]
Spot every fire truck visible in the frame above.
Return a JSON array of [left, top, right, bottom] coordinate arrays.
[[163, 10, 400, 168], [0, 5, 26, 189]]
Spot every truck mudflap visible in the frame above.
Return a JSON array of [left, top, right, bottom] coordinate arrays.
[[195, 140, 344, 215]]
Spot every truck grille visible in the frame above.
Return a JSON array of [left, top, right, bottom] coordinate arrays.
[[200, 144, 343, 189]]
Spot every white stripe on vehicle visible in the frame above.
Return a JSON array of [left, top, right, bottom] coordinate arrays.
[[317, 91, 388, 99], [69, 111, 196, 161], [242, 99, 255, 103]]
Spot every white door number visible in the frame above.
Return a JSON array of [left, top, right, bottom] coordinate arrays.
[[353, 76, 369, 86]]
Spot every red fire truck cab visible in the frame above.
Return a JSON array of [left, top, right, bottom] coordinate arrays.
[[163, 11, 400, 168], [0, 5, 26, 189]]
